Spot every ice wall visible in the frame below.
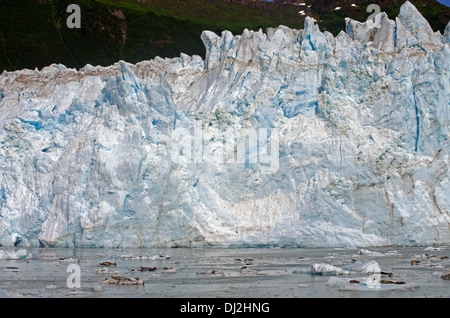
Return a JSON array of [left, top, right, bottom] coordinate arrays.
[[0, 2, 448, 248]]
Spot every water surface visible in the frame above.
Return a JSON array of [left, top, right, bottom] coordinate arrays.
[[0, 246, 448, 298]]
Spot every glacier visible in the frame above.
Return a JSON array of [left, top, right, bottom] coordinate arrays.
[[0, 1, 449, 248]]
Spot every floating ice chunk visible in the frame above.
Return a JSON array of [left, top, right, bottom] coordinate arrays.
[[440, 269, 450, 280], [309, 263, 350, 275], [385, 250, 402, 256], [354, 249, 384, 257], [13, 249, 30, 259], [424, 247, 445, 251], [0, 249, 31, 260], [100, 276, 144, 285], [92, 284, 104, 292], [412, 254, 440, 262], [45, 285, 58, 290], [152, 254, 171, 260], [162, 267, 177, 274], [345, 260, 381, 274], [433, 271, 443, 278], [58, 257, 81, 263]]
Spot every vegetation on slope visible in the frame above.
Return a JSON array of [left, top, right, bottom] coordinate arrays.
[[0, 0, 448, 72]]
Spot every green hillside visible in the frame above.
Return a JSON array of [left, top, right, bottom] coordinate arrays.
[[0, 0, 448, 72]]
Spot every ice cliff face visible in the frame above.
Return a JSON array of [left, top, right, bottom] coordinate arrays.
[[0, 1, 449, 248]]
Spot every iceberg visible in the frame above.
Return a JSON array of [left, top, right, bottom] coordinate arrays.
[[308, 263, 350, 276], [0, 2, 448, 248], [0, 249, 31, 260], [344, 260, 381, 274]]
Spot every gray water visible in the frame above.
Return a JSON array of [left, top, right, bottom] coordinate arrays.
[[0, 246, 449, 298]]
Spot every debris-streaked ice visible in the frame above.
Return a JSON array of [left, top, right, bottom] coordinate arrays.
[[0, 2, 449, 248]]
